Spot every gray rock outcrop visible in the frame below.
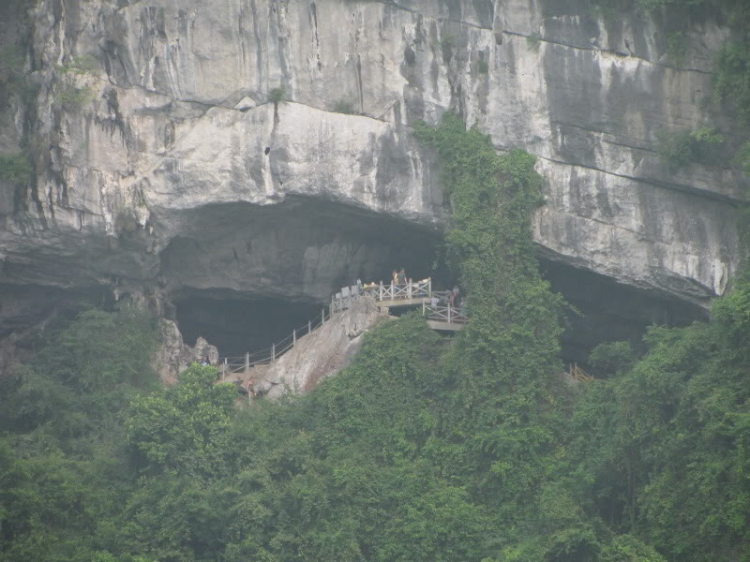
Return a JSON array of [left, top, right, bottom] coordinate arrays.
[[152, 319, 219, 383]]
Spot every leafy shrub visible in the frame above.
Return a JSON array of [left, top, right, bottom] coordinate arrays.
[[127, 364, 235, 476], [56, 83, 93, 111], [0, 307, 159, 436], [734, 140, 750, 175], [658, 126, 725, 169], [666, 31, 689, 65], [0, 46, 27, 108], [589, 341, 636, 375], [439, 34, 454, 62], [715, 41, 750, 124], [268, 87, 285, 103], [58, 54, 99, 75], [0, 152, 32, 184], [600, 535, 667, 562], [526, 32, 542, 51], [333, 99, 356, 114]]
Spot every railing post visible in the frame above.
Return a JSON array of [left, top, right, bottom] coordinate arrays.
[[222, 358, 226, 381], [245, 352, 250, 372], [407, 282, 412, 300], [308, 320, 312, 334], [429, 277, 432, 297], [448, 305, 452, 324], [322, 308, 325, 324], [379, 281, 383, 301], [272, 343, 276, 363], [422, 301, 425, 316], [293, 329, 296, 346]]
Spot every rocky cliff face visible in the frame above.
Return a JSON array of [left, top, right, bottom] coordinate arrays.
[[0, 0, 746, 367]]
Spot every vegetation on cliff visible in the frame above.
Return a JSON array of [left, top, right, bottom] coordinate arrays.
[[1, 115, 750, 562]]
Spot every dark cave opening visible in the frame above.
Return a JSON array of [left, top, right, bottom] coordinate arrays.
[[158, 197, 450, 358], [175, 294, 322, 358], [540, 259, 708, 372]]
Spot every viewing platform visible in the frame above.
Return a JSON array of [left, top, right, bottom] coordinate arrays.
[[331, 279, 433, 312]]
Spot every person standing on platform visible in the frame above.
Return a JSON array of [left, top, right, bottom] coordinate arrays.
[[450, 285, 460, 307]]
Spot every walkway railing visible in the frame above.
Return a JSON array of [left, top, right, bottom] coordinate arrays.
[[331, 279, 432, 313], [569, 362, 594, 383], [220, 307, 332, 378], [218, 278, 467, 378], [422, 302, 469, 324]]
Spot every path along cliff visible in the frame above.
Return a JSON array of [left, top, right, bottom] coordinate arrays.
[[214, 279, 467, 398]]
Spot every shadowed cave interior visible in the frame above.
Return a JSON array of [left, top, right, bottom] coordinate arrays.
[[175, 295, 322, 358]]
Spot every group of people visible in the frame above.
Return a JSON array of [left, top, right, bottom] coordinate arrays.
[[352, 271, 466, 313], [391, 268, 408, 286], [429, 285, 466, 312], [354, 268, 412, 294]]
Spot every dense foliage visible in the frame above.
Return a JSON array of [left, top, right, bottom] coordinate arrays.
[[2, 116, 750, 562], [0, 308, 160, 562], [0, 152, 32, 184], [657, 127, 725, 170]]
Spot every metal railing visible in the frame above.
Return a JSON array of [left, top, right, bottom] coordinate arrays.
[[331, 279, 432, 314], [422, 302, 469, 324], [217, 277, 468, 378], [220, 307, 331, 379], [569, 362, 594, 382]]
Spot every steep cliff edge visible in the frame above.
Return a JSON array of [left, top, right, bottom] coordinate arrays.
[[0, 0, 746, 365]]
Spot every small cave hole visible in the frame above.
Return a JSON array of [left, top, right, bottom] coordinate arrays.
[[175, 295, 321, 358], [264, 146, 271, 155], [540, 260, 705, 375]]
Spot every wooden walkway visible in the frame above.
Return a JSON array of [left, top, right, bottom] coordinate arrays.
[[219, 279, 467, 377]]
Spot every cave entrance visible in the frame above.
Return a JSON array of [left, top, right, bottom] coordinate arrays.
[[540, 259, 707, 374], [158, 198, 450, 358], [175, 294, 321, 358]]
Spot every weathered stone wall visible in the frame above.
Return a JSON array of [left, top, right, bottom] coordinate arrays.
[[0, 0, 746, 349]]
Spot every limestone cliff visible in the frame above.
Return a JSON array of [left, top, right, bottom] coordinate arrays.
[[0, 0, 746, 366]]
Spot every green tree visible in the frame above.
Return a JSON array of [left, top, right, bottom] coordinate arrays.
[[126, 365, 236, 477]]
